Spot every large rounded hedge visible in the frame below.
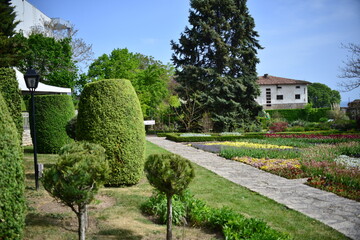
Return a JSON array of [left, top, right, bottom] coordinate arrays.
[[30, 94, 75, 153], [0, 68, 23, 141], [77, 79, 145, 186], [0, 92, 25, 239]]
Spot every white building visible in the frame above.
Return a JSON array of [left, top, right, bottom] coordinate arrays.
[[255, 74, 310, 110], [11, 0, 71, 37]]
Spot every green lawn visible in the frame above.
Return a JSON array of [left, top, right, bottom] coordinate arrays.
[[23, 141, 349, 240]]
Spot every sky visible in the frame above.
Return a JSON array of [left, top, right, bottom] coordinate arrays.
[[26, 0, 360, 106]]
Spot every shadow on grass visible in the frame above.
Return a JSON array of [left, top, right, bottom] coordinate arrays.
[[97, 228, 142, 240], [26, 212, 73, 228]]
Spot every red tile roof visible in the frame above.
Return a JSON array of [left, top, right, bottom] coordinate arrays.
[[257, 74, 311, 85]]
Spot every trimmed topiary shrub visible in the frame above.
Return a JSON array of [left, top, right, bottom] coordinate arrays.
[[0, 92, 25, 239], [144, 154, 195, 240], [42, 141, 109, 240], [30, 95, 75, 153], [0, 68, 23, 141], [76, 79, 145, 186]]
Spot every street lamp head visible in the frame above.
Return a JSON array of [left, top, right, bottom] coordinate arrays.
[[24, 68, 40, 91]]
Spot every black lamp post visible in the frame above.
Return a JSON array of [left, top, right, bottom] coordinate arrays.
[[24, 68, 40, 190]]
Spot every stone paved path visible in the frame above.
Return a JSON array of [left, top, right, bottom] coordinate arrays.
[[147, 136, 360, 240]]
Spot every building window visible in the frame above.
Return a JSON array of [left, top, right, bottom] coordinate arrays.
[[276, 95, 283, 100], [295, 94, 301, 99], [296, 86, 300, 89], [277, 86, 282, 89]]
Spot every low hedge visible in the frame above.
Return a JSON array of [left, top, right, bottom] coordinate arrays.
[[0, 93, 25, 239], [30, 95, 75, 153], [165, 133, 265, 142], [267, 108, 330, 122]]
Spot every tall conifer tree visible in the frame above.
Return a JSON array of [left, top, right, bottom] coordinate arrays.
[[0, 0, 25, 67], [171, 0, 262, 131]]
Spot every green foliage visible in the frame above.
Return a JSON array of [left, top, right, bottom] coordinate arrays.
[[0, 67, 23, 140], [141, 191, 291, 240], [17, 33, 78, 89], [220, 147, 300, 160], [76, 79, 145, 186], [266, 108, 330, 122], [30, 95, 75, 153], [0, 0, 27, 67], [42, 141, 109, 209], [145, 154, 195, 197], [87, 48, 174, 118], [165, 132, 264, 142], [65, 116, 77, 140], [171, 0, 263, 132], [0, 93, 25, 240], [308, 83, 341, 108]]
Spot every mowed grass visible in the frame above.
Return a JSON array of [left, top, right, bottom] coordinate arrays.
[[23, 141, 349, 240]]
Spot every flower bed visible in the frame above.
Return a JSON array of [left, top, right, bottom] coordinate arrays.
[[205, 141, 293, 149], [300, 142, 360, 201], [265, 133, 360, 140], [232, 156, 306, 179]]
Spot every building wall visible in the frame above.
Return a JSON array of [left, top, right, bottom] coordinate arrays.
[[11, 0, 51, 36], [255, 84, 308, 109]]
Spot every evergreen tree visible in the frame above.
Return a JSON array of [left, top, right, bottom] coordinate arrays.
[[0, 0, 26, 67], [171, 0, 262, 131]]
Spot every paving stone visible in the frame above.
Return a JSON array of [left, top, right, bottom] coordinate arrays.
[[147, 136, 360, 240]]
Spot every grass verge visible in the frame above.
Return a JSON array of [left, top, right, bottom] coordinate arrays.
[[23, 141, 349, 240]]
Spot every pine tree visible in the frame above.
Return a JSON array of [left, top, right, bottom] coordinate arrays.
[[0, 0, 26, 67], [171, 0, 263, 131]]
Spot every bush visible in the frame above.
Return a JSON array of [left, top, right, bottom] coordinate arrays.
[[0, 93, 25, 239], [30, 95, 75, 153], [0, 68, 23, 141], [269, 121, 288, 132], [77, 79, 145, 186], [141, 191, 291, 240]]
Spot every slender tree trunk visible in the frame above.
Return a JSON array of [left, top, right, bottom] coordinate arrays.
[[78, 204, 87, 240], [166, 194, 173, 240]]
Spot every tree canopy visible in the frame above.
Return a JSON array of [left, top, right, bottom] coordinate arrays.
[[171, 0, 263, 132], [17, 33, 78, 89], [308, 82, 341, 108], [86, 48, 174, 119]]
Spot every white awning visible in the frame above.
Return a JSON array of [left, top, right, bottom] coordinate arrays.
[[15, 68, 72, 95]]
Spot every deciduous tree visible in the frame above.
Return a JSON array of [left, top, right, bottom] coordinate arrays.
[[308, 82, 341, 108], [171, 0, 263, 132], [338, 43, 360, 92], [17, 33, 78, 89], [87, 48, 174, 119]]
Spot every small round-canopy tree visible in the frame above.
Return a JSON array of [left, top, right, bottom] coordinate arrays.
[[0, 92, 25, 240], [42, 141, 109, 240], [76, 79, 145, 186], [145, 154, 195, 240]]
